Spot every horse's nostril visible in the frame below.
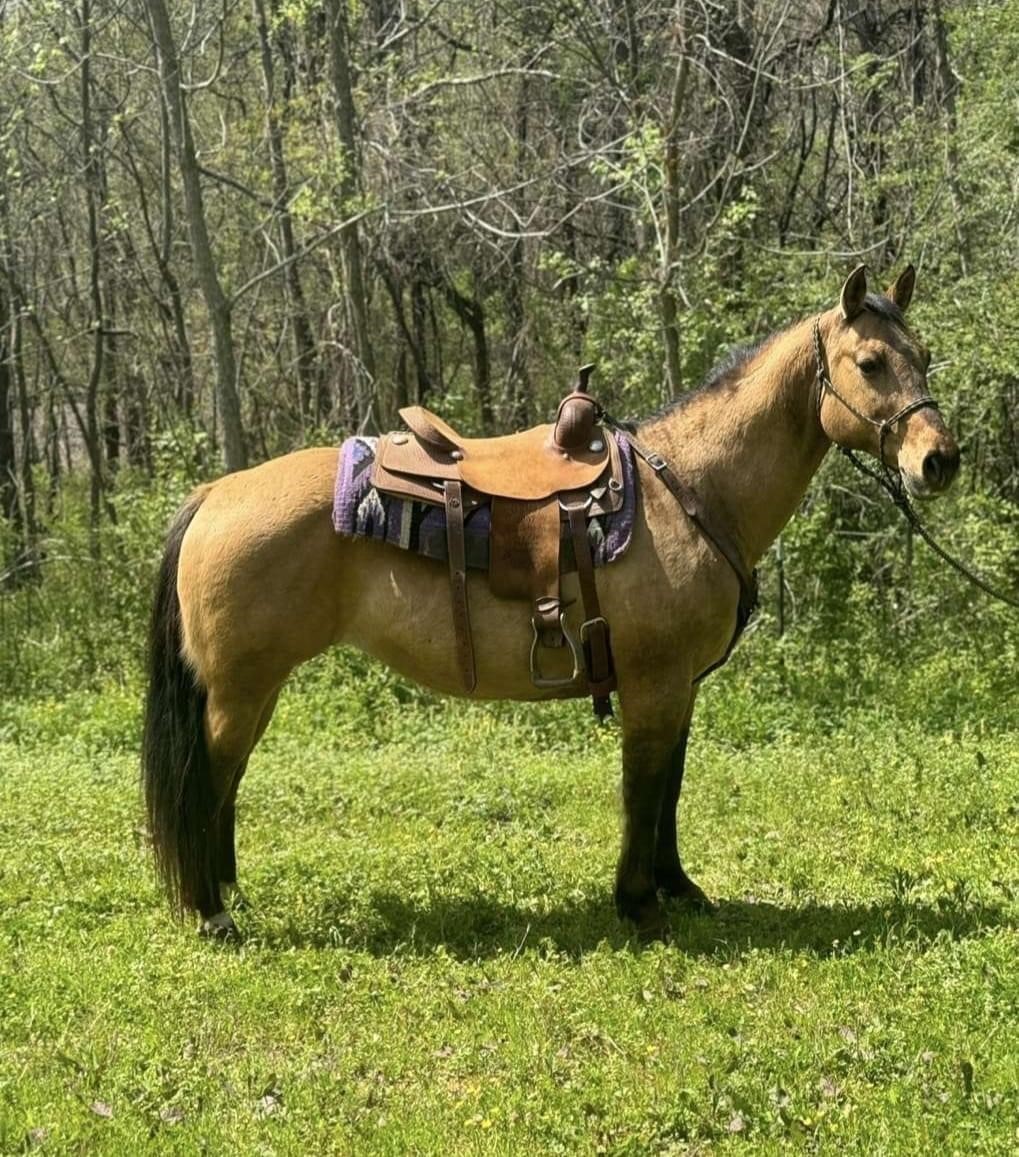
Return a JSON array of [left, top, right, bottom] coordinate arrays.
[[923, 452, 944, 485], [923, 448, 960, 488]]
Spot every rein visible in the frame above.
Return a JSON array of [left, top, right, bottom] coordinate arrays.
[[812, 316, 1019, 610]]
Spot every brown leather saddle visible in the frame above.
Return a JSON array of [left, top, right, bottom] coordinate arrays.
[[372, 371, 620, 716]]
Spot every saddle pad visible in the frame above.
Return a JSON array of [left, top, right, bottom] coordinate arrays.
[[333, 432, 637, 573]]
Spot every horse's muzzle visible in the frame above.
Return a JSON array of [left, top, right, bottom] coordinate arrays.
[[902, 434, 960, 498]]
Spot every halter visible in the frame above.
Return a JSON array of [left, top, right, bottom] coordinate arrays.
[[811, 315, 940, 486], [812, 315, 1017, 608]]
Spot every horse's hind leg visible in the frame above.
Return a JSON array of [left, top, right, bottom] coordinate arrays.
[[200, 684, 281, 938], [215, 690, 280, 911], [215, 765, 248, 914]]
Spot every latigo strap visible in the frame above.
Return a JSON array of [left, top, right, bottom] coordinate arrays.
[[443, 480, 476, 692]]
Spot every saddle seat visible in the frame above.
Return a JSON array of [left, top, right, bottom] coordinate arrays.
[[370, 375, 620, 716], [374, 390, 618, 504]]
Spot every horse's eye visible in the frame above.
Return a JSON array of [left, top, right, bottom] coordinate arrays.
[[857, 357, 881, 376]]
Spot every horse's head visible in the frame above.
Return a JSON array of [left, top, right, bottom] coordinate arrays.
[[818, 264, 960, 498]]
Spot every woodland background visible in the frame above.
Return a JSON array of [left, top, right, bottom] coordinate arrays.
[[0, 0, 1016, 697], [1, 6, 1017, 1148]]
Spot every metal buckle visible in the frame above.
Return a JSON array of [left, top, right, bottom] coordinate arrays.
[[580, 616, 609, 646], [529, 611, 583, 689], [646, 452, 667, 471]]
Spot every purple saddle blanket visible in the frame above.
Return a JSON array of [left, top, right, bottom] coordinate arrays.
[[332, 431, 637, 573]]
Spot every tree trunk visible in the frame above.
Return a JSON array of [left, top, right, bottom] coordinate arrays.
[[660, 40, 690, 397], [80, 0, 109, 549], [443, 279, 493, 433], [253, 0, 319, 426], [155, 95, 197, 416], [410, 278, 431, 404], [326, 0, 377, 432], [505, 69, 531, 429], [932, 0, 969, 273], [148, 0, 247, 471], [381, 268, 430, 413], [0, 293, 16, 533]]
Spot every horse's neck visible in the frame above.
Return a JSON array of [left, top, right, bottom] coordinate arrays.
[[645, 320, 830, 567]]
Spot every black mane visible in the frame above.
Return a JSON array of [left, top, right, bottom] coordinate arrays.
[[635, 293, 906, 427], [862, 292, 907, 328], [636, 335, 771, 427]]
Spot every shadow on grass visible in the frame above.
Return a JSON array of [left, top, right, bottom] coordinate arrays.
[[255, 889, 1012, 961]]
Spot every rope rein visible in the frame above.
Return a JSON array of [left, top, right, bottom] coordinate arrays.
[[813, 316, 1019, 610]]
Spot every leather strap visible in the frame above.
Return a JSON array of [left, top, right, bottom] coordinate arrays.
[[444, 481, 476, 692], [566, 502, 616, 718], [622, 431, 757, 621], [610, 427, 758, 682]]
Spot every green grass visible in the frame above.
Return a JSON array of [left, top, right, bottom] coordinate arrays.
[[1, 673, 1017, 1155]]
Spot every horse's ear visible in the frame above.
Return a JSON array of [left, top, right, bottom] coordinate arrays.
[[885, 264, 916, 311], [840, 264, 868, 321]]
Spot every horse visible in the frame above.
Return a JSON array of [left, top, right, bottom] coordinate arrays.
[[143, 264, 960, 939]]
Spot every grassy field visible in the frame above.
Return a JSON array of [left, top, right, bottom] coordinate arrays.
[[1, 658, 1017, 1155]]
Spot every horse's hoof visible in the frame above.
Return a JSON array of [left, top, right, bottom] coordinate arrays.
[[199, 911, 240, 941], [658, 871, 717, 914], [637, 911, 670, 943], [617, 892, 669, 942]]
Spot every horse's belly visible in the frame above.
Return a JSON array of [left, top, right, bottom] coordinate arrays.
[[339, 539, 585, 702]]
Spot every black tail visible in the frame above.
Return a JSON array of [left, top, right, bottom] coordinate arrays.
[[142, 489, 218, 917]]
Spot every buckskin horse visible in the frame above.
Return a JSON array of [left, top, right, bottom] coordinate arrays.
[[143, 265, 960, 938]]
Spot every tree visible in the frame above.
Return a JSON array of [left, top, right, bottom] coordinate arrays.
[[148, 0, 247, 471]]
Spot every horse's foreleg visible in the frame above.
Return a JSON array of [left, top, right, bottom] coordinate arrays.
[[614, 681, 691, 938], [652, 724, 713, 909]]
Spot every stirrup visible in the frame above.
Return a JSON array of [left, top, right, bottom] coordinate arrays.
[[529, 611, 583, 689]]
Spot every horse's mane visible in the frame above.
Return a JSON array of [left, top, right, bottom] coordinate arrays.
[[633, 336, 772, 429], [635, 292, 906, 428], [861, 292, 906, 327]]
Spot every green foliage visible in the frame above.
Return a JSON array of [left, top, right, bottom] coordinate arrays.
[[0, 470, 190, 698], [1, 3, 1016, 1147]]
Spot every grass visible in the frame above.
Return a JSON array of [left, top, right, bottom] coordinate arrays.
[[0, 662, 1016, 1156]]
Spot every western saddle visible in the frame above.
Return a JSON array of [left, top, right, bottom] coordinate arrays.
[[372, 368, 621, 716]]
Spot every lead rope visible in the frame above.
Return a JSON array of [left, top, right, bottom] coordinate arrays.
[[813, 317, 1019, 610], [838, 443, 1019, 609]]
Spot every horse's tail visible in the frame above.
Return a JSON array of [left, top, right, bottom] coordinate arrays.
[[142, 486, 217, 917]]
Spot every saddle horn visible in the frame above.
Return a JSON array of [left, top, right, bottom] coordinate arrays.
[[554, 364, 599, 452]]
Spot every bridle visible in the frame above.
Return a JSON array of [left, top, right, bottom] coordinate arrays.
[[811, 315, 941, 485], [811, 314, 1019, 609], [601, 311, 1017, 641]]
